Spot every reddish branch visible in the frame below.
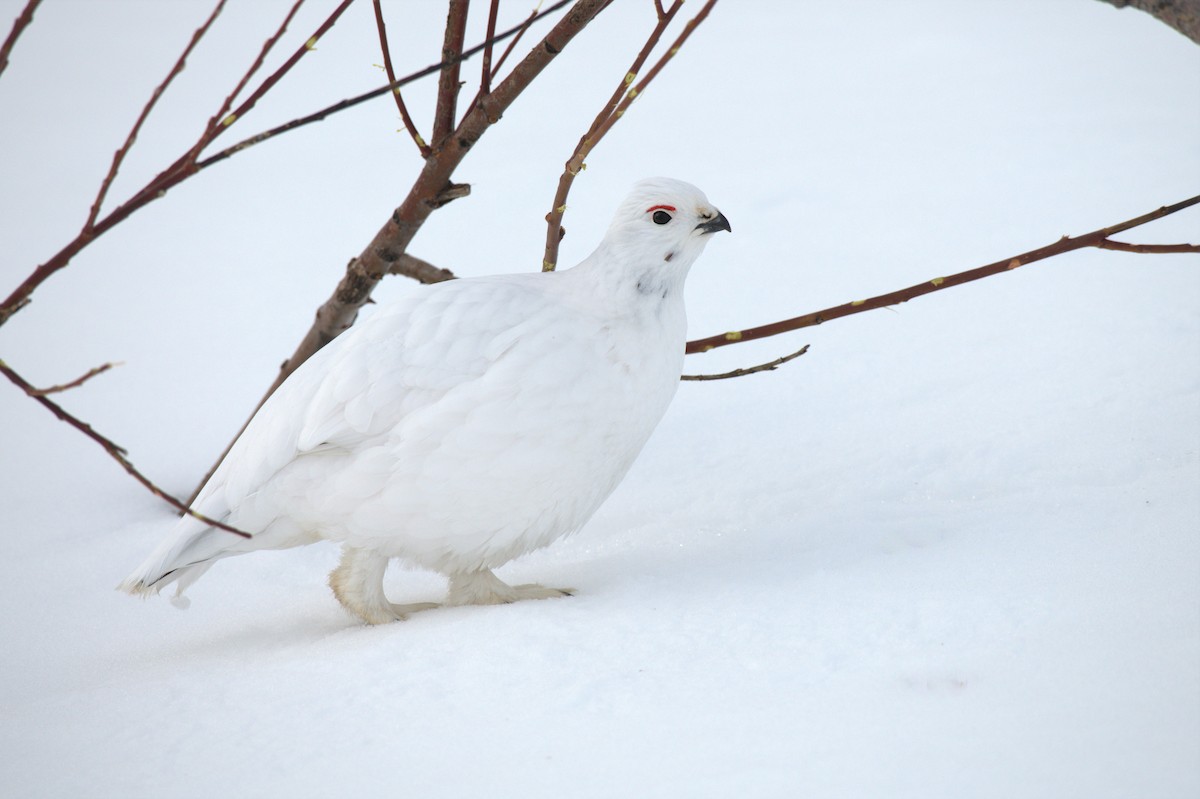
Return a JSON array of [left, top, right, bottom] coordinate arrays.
[[681, 345, 809, 381], [26, 362, 120, 395], [87, 0, 228, 230], [0, 0, 40, 80], [686, 194, 1200, 355], [0, 0, 576, 330], [542, 0, 683, 270], [372, 0, 430, 156], [213, 0, 354, 138], [542, 0, 719, 271], [432, 0, 471, 148], [480, 0, 500, 95], [0, 360, 252, 538], [194, 2, 574, 173], [1095, 239, 1200, 254], [0, 1, 354, 329]]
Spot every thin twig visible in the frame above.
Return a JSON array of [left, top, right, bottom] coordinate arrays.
[[0, 0, 41, 81], [202, 0, 306, 140], [487, 4, 539, 79], [431, 0, 471, 149], [591, 0, 719, 143], [194, 0, 576, 172], [206, 0, 354, 140], [86, 0, 227, 229], [0, 0, 372, 329], [459, 0, 545, 128], [26, 362, 120, 395], [0, 360, 252, 538], [388, 253, 457, 283], [480, 0, 501, 96], [1095, 238, 1200, 254], [542, 0, 721, 271], [681, 345, 809, 381], [372, 0, 430, 156], [685, 194, 1200, 355]]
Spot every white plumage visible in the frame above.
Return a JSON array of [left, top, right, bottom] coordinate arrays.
[[120, 177, 730, 623]]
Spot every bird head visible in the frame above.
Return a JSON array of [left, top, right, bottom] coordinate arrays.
[[600, 177, 730, 276]]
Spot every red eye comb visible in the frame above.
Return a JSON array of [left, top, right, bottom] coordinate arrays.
[[646, 204, 676, 213]]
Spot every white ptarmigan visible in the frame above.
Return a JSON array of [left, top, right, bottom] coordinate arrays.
[[120, 177, 730, 623]]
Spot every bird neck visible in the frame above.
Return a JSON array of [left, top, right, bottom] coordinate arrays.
[[572, 239, 693, 309]]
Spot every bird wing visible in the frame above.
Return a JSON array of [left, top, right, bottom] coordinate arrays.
[[201, 275, 558, 518]]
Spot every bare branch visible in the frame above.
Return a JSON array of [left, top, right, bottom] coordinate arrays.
[[193, 0, 577, 173], [207, 0, 354, 141], [388, 253, 457, 283], [681, 346, 809, 381], [685, 194, 1200, 355], [543, 0, 720, 271], [0, 0, 361, 329], [0, 360, 252, 538], [592, 0, 719, 143], [26, 362, 120, 395], [86, 0, 227, 230], [480, 0, 500, 95], [203, 0, 306, 140], [486, 4, 539, 79], [1095, 238, 1200, 254], [0, 0, 41, 81], [373, 0, 430, 156], [432, 0, 471, 149], [542, 0, 684, 271]]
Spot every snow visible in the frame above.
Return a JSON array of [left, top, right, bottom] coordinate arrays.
[[1, 1, 1198, 796]]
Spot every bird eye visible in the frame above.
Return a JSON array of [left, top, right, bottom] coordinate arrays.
[[652, 210, 672, 225]]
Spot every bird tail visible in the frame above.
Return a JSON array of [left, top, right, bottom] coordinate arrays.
[[118, 515, 244, 608]]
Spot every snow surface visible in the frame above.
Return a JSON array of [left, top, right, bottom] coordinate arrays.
[[1, 1, 1198, 796]]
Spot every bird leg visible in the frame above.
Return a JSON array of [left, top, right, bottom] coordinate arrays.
[[329, 544, 438, 625], [446, 569, 574, 606]]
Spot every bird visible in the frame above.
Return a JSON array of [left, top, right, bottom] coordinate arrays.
[[119, 177, 730, 624]]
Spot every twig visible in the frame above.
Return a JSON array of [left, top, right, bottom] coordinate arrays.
[[459, 0, 547, 128], [591, 0, 718, 143], [193, 0, 576, 172], [681, 345, 809, 381], [388, 253, 457, 283], [0, 0, 359, 329], [372, 0, 430, 156], [431, 0, 471, 149], [543, 0, 721, 271], [207, 0, 354, 140], [685, 194, 1200, 354], [480, 0, 500, 95], [202, 0, 306, 140], [0, 0, 41, 81], [486, 3, 539, 79], [1095, 238, 1200, 254], [0, 360, 252, 538], [26, 362, 120, 395], [86, 0, 227, 230]]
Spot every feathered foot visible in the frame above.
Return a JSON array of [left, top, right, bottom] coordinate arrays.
[[329, 545, 438, 625], [447, 569, 575, 607]]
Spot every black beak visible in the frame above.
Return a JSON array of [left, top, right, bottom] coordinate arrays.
[[695, 210, 731, 235]]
